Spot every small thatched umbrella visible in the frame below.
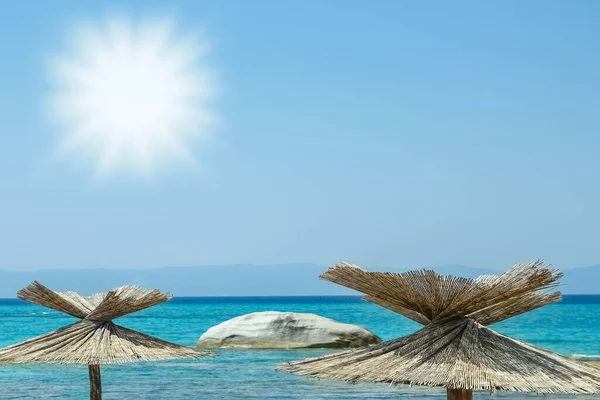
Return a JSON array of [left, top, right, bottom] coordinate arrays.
[[277, 261, 600, 399], [0, 282, 216, 399]]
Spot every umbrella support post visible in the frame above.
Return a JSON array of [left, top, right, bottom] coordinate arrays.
[[89, 364, 102, 400], [447, 388, 472, 400]]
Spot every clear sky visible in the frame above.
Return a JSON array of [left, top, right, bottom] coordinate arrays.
[[0, 1, 599, 271]]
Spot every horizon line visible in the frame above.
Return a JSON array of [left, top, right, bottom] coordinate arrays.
[[1, 293, 598, 301]]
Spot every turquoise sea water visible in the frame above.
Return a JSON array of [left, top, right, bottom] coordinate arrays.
[[0, 296, 599, 399]]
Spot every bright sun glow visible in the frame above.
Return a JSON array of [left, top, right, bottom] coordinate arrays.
[[48, 16, 216, 178]]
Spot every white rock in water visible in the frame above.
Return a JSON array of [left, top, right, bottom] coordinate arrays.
[[572, 354, 600, 361], [197, 311, 382, 349]]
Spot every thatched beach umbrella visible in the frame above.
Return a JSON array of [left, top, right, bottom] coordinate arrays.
[[277, 261, 600, 399], [0, 282, 216, 399]]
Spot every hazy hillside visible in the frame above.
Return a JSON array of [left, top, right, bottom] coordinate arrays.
[[0, 263, 596, 297], [0, 264, 339, 298], [562, 265, 600, 295]]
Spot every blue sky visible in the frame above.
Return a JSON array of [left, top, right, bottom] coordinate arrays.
[[0, 1, 599, 271]]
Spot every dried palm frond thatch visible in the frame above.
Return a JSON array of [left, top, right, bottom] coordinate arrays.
[[0, 282, 216, 399], [277, 261, 600, 399]]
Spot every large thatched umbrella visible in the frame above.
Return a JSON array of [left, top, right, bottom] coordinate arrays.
[[0, 282, 216, 399], [277, 261, 600, 399]]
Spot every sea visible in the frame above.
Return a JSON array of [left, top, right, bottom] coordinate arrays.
[[0, 296, 598, 399]]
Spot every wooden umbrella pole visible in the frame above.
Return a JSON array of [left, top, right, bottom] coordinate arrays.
[[447, 388, 473, 400], [88, 364, 102, 400]]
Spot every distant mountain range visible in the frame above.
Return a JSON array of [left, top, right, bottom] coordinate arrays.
[[0, 263, 597, 297]]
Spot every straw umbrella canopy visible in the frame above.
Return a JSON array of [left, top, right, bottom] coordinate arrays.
[[277, 261, 600, 400], [0, 282, 216, 400]]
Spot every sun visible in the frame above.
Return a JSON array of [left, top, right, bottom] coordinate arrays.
[[48, 16, 216, 178]]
